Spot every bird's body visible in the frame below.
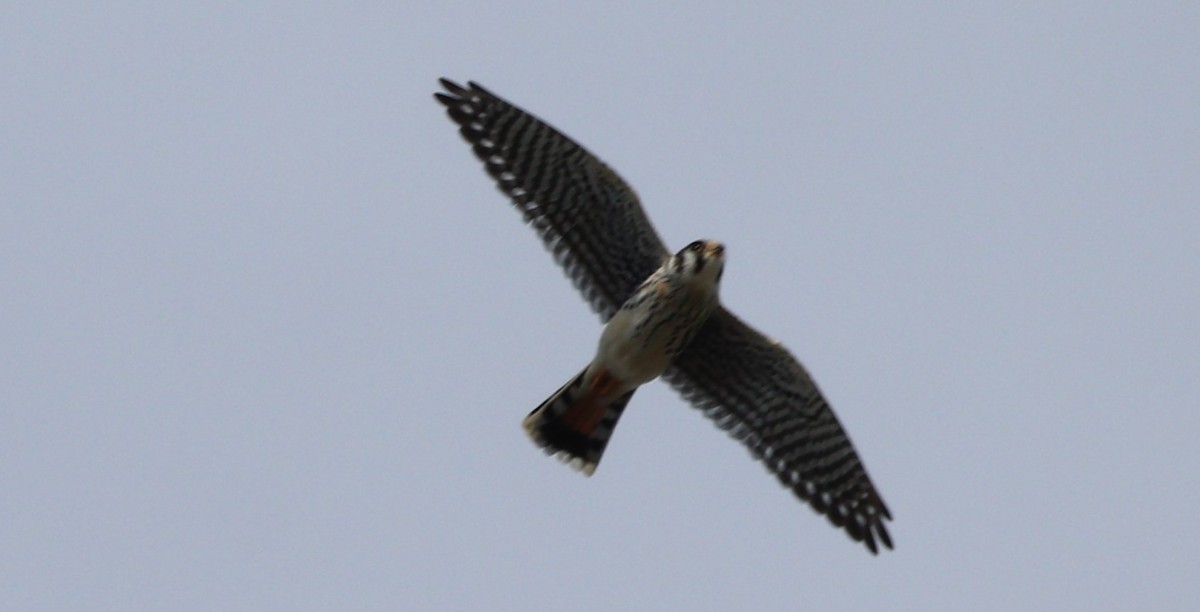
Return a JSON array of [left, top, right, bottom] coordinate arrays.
[[524, 240, 725, 475], [435, 79, 894, 553], [600, 240, 724, 385]]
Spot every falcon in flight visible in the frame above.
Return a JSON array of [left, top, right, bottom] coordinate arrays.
[[435, 79, 893, 554]]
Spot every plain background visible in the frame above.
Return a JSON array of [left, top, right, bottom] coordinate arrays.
[[4, 3, 1198, 610]]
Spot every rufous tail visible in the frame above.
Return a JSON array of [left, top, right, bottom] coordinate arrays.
[[522, 366, 635, 475]]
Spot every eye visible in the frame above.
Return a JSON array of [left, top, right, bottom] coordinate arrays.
[[688, 241, 704, 252]]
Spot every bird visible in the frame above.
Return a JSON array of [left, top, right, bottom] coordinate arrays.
[[434, 78, 893, 554]]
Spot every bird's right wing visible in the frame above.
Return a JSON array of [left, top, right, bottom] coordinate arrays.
[[435, 79, 670, 321]]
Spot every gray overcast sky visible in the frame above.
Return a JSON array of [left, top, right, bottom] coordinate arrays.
[[4, 3, 1198, 610]]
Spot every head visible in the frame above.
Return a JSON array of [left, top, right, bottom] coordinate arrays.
[[673, 239, 726, 287]]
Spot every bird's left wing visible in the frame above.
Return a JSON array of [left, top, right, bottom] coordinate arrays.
[[435, 79, 670, 321], [663, 307, 894, 554]]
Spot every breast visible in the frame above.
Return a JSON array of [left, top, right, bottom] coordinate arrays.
[[595, 284, 717, 386]]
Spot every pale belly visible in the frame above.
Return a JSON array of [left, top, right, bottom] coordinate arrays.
[[595, 311, 672, 386], [593, 288, 715, 387]]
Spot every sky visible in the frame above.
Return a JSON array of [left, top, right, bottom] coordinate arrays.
[[3, 3, 1198, 610]]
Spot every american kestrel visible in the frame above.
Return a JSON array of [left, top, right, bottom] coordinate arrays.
[[435, 79, 893, 554]]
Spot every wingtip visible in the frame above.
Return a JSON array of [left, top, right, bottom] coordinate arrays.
[[865, 537, 879, 555], [437, 76, 463, 91], [875, 522, 894, 552], [435, 78, 490, 97], [858, 513, 893, 555]]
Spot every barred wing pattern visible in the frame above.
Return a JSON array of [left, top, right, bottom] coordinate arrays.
[[436, 78, 892, 554], [664, 308, 893, 553], [435, 79, 670, 321]]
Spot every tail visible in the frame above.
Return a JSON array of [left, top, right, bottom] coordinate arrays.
[[522, 366, 636, 476]]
